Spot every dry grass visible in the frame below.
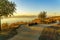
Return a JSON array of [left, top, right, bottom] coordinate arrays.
[[29, 27, 43, 31], [1, 22, 27, 30]]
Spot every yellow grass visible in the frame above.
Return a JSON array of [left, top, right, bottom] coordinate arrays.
[[1, 16, 60, 31], [29, 27, 43, 31]]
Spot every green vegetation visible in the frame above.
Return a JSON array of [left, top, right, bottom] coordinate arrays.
[[0, 0, 16, 31], [38, 11, 47, 23], [38, 11, 46, 19]]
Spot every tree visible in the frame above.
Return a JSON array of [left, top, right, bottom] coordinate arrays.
[[0, 0, 16, 31], [38, 11, 47, 23]]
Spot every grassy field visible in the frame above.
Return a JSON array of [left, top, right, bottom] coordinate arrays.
[[1, 16, 60, 40]]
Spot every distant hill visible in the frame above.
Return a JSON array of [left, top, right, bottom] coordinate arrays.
[[1, 15, 37, 19], [51, 16, 60, 18], [9, 15, 37, 18]]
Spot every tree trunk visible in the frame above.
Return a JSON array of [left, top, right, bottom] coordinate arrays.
[[0, 16, 1, 31]]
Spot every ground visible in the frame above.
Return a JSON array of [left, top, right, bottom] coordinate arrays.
[[0, 24, 60, 40], [8, 24, 44, 40]]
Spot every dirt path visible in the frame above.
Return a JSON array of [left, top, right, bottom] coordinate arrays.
[[8, 25, 44, 40]]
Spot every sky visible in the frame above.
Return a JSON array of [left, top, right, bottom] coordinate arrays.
[[9, 0, 60, 16]]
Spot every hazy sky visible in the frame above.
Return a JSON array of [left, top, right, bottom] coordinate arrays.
[[9, 0, 60, 16]]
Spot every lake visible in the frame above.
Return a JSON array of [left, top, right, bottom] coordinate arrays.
[[1, 17, 37, 24]]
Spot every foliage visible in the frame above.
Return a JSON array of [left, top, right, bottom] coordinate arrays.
[[38, 11, 46, 19], [38, 11, 47, 23], [0, 0, 16, 31], [0, 0, 16, 17]]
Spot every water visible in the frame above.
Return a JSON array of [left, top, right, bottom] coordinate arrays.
[[1, 17, 37, 24]]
